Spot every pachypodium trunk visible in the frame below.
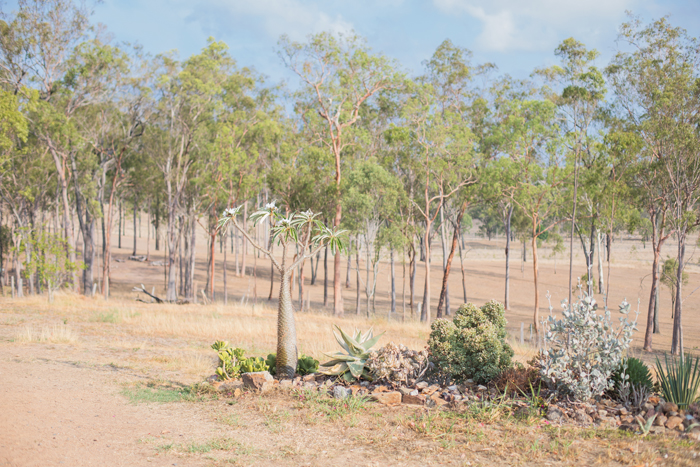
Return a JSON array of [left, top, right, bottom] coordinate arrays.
[[277, 268, 298, 378]]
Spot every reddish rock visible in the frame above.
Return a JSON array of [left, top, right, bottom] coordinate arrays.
[[402, 394, 426, 406], [430, 394, 449, 407], [242, 371, 274, 390], [371, 391, 402, 406], [665, 416, 684, 430], [661, 402, 679, 414], [648, 396, 660, 405], [372, 385, 389, 394]]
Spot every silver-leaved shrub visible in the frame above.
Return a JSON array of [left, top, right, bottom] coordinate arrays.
[[540, 291, 638, 401]]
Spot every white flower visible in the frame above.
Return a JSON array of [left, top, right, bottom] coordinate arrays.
[[264, 201, 277, 211]]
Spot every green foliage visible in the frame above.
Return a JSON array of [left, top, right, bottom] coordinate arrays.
[[17, 229, 82, 297], [612, 357, 653, 391], [239, 356, 268, 374], [265, 353, 318, 376], [265, 354, 277, 375], [297, 355, 319, 376], [211, 341, 245, 380], [428, 300, 514, 384], [655, 353, 700, 408], [319, 326, 384, 382]]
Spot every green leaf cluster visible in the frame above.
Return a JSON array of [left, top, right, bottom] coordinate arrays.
[[264, 353, 319, 376], [655, 353, 700, 408], [319, 326, 384, 382], [428, 300, 514, 384], [611, 357, 653, 392]]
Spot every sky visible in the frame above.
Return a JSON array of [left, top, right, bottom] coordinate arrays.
[[10, 0, 700, 85]]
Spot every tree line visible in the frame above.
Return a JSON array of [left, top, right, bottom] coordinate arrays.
[[0, 0, 698, 356]]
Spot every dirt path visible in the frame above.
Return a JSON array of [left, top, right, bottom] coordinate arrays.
[[0, 344, 216, 467]]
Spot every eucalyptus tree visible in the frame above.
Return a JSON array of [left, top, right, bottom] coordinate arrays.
[[502, 96, 566, 334], [278, 32, 400, 316], [150, 40, 234, 302], [399, 79, 475, 322], [342, 159, 404, 316], [607, 17, 700, 355], [537, 38, 607, 301], [0, 0, 112, 291], [218, 203, 346, 377]]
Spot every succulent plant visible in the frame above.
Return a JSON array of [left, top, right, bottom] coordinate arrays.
[[266, 354, 277, 375], [239, 356, 268, 374], [211, 341, 245, 380], [297, 354, 320, 375], [319, 326, 384, 382]]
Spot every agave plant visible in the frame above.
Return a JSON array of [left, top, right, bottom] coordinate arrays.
[[656, 353, 700, 408], [319, 326, 384, 382]]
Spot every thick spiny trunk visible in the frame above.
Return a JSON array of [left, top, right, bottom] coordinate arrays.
[[277, 255, 298, 378]]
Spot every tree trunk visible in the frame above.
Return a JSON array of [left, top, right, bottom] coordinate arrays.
[[644, 212, 666, 351], [532, 231, 540, 335], [118, 200, 122, 250], [409, 241, 416, 315], [209, 214, 216, 301], [241, 201, 247, 277], [323, 245, 328, 307], [355, 247, 360, 315], [132, 200, 137, 256], [458, 227, 467, 303], [333, 196, 344, 315], [165, 204, 178, 302], [504, 205, 512, 310], [421, 221, 432, 322], [223, 224, 228, 305], [437, 203, 465, 317], [187, 213, 196, 300], [345, 239, 351, 288], [390, 246, 396, 317], [597, 229, 604, 294], [568, 155, 579, 306], [671, 234, 686, 356], [146, 204, 151, 261]]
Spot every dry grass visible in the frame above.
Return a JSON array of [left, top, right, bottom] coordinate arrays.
[[14, 324, 78, 344]]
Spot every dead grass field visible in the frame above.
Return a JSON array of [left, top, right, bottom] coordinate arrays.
[[1, 294, 699, 466], [1, 227, 699, 466]]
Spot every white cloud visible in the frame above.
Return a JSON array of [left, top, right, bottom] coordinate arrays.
[[433, 0, 637, 52], [187, 0, 354, 42]]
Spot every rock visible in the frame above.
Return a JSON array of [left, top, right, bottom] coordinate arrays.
[[233, 388, 242, 398], [416, 382, 429, 390], [666, 416, 684, 430], [668, 411, 679, 418], [649, 425, 666, 434], [372, 385, 389, 394], [646, 408, 656, 420], [621, 415, 635, 424], [218, 380, 244, 392], [333, 386, 351, 399], [661, 402, 679, 414], [618, 407, 629, 416], [476, 385, 487, 392], [206, 375, 220, 383], [349, 385, 362, 395], [597, 410, 608, 418], [302, 374, 316, 382], [302, 382, 317, 390], [399, 387, 413, 396], [546, 406, 565, 422], [429, 394, 449, 407], [619, 424, 637, 432], [422, 385, 439, 396], [371, 391, 402, 406], [279, 379, 293, 389], [648, 396, 660, 405], [402, 394, 426, 405], [293, 376, 302, 385], [654, 414, 668, 427], [642, 402, 655, 412], [447, 385, 459, 392], [635, 415, 646, 426], [575, 410, 593, 425], [324, 379, 334, 387], [454, 395, 462, 401]]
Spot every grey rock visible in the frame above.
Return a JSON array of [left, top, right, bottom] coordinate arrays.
[[409, 389, 419, 396], [399, 387, 413, 396], [333, 386, 351, 399], [546, 406, 565, 422]]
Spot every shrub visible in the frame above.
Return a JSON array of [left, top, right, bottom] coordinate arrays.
[[655, 353, 700, 409], [366, 342, 430, 385], [297, 355, 320, 376], [612, 357, 653, 392], [211, 341, 245, 380], [540, 293, 638, 401], [428, 300, 513, 385]]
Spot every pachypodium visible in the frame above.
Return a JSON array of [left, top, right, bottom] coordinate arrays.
[[218, 201, 346, 378]]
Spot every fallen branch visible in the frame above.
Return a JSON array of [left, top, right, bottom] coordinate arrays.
[[132, 284, 164, 304]]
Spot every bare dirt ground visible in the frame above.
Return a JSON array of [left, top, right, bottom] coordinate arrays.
[[1, 227, 699, 466]]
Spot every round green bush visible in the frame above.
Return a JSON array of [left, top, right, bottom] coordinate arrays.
[[428, 300, 513, 385], [612, 357, 653, 391]]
